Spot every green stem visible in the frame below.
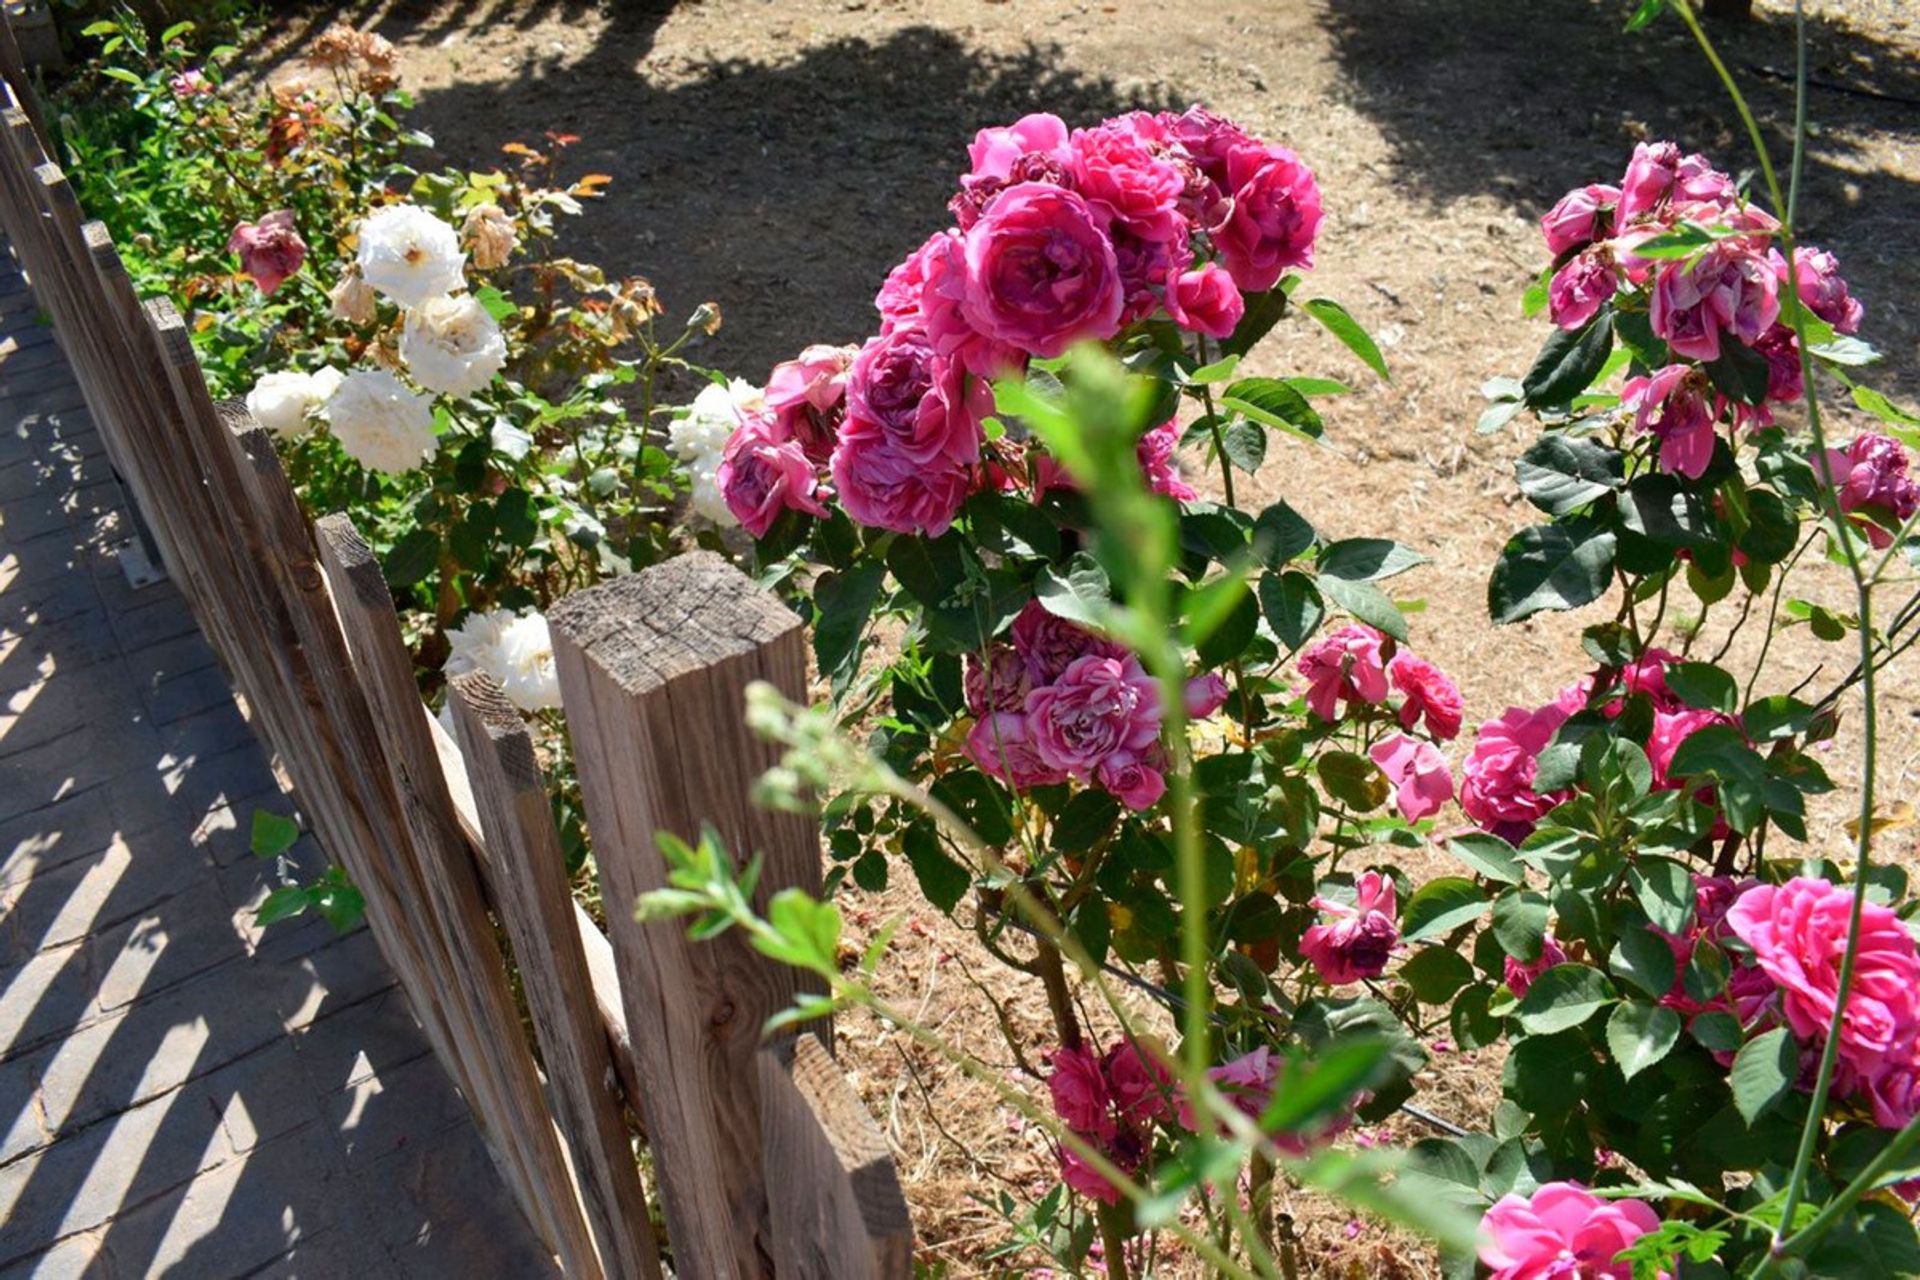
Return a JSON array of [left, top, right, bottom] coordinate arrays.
[[1755, 1114, 1920, 1277], [1671, 0, 1880, 1251]]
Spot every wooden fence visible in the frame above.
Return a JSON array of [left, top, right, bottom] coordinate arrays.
[[0, 68, 911, 1280]]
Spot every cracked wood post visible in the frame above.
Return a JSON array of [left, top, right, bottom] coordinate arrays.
[[549, 551, 830, 1279], [448, 670, 664, 1280]]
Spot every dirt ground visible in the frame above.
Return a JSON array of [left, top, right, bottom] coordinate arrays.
[[251, 1, 1920, 1273]]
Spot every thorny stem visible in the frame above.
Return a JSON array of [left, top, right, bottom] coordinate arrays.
[[1672, 0, 1880, 1255]]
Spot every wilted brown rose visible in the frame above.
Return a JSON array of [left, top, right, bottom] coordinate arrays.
[[462, 204, 518, 271]]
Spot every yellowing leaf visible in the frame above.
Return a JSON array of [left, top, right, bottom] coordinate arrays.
[[1846, 802, 1915, 841]]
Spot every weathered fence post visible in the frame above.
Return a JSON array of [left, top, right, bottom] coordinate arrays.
[[448, 670, 664, 1280], [549, 551, 839, 1279]]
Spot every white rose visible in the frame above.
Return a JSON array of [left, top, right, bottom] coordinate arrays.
[[329, 270, 378, 326], [325, 369, 438, 474], [399, 294, 507, 397], [356, 205, 466, 309], [685, 456, 737, 527], [246, 370, 319, 439], [443, 607, 561, 713], [668, 377, 761, 462], [308, 366, 346, 405]]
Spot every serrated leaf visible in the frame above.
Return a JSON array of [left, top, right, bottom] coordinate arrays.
[[1447, 832, 1523, 885], [1259, 570, 1324, 651], [1252, 500, 1316, 567], [1515, 436, 1626, 517], [1514, 964, 1617, 1035], [1302, 297, 1389, 378], [1319, 538, 1428, 583], [1607, 1002, 1681, 1079], [1320, 575, 1409, 642], [1731, 1026, 1797, 1124], [1488, 520, 1617, 624], [1609, 924, 1678, 999], [1401, 878, 1490, 942], [1523, 311, 1614, 408]]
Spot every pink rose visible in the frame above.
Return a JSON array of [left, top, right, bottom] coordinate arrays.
[[1096, 756, 1167, 811], [963, 710, 1068, 790], [1175, 1047, 1350, 1155], [1047, 1043, 1115, 1138], [1548, 248, 1618, 331], [1213, 142, 1323, 292], [1105, 1037, 1175, 1125], [1301, 870, 1400, 984], [876, 231, 945, 332], [1297, 624, 1390, 722], [845, 327, 985, 468], [1649, 243, 1779, 362], [1778, 245, 1863, 335], [764, 343, 856, 465], [1623, 364, 1719, 481], [965, 113, 1072, 188], [1136, 419, 1196, 501], [1165, 262, 1245, 338], [829, 420, 973, 536], [1540, 183, 1620, 257], [1368, 734, 1454, 823], [1024, 654, 1163, 782], [964, 644, 1033, 715], [227, 209, 307, 296], [1461, 701, 1575, 843], [1867, 1059, 1920, 1131], [1609, 646, 1682, 713], [1727, 878, 1920, 1081], [1012, 599, 1126, 685], [1110, 222, 1192, 325], [1059, 1143, 1128, 1206], [1478, 1182, 1665, 1280], [170, 68, 213, 98], [1184, 672, 1231, 720], [1646, 707, 1729, 788], [1617, 141, 1684, 222], [1818, 433, 1920, 550], [1503, 933, 1567, 998], [1068, 122, 1186, 241], [1164, 105, 1255, 193], [961, 184, 1124, 357], [717, 415, 828, 537], [1754, 324, 1803, 403], [1388, 651, 1463, 741]]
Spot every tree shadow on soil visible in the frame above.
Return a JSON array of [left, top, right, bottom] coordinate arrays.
[[268, 12, 1184, 378], [1320, 0, 1920, 390]]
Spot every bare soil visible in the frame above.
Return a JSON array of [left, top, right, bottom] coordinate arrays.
[[253, 1, 1920, 1273]]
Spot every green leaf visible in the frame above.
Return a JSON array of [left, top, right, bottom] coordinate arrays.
[[1318, 750, 1390, 812], [1218, 419, 1267, 472], [1222, 377, 1324, 441], [900, 823, 971, 915], [1318, 538, 1427, 583], [1610, 924, 1679, 999], [887, 532, 969, 610], [1491, 889, 1549, 963], [1320, 575, 1409, 642], [101, 66, 146, 87], [1487, 519, 1617, 624], [812, 562, 888, 685], [1665, 662, 1738, 714], [1852, 384, 1920, 430], [1523, 311, 1614, 408], [1630, 858, 1696, 934], [255, 886, 312, 926], [1743, 695, 1815, 742], [384, 528, 441, 589], [1607, 1002, 1681, 1080], [1446, 832, 1523, 885], [1302, 297, 1389, 379], [250, 810, 301, 859], [1252, 500, 1316, 568], [1514, 964, 1617, 1035], [1034, 556, 1111, 629], [309, 874, 365, 933], [1259, 571, 1324, 651], [1620, 474, 1714, 547], [761, 888, 844, 976], [1401, 878, 1491, 943], [1705, 338, 1772, 406], [1515, 436, 1626, 517], [1189, 580, 1258, 667], [1219, 285, 1290, 357], [473, 285, 517, 323], [1401, 948, 1476, 1005], [1731, 1026, 1797, 1125], [1624, 0, 1667, 31]]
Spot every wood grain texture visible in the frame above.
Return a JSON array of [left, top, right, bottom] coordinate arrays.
[[314, 515, 597, 1280], [757, 1035, 913, 1280], [449, 670, 663, 1280], [549, 551, 826, 1280]]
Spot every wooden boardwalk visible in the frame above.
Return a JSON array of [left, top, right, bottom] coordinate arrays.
[[0, 254, 557, 1279]]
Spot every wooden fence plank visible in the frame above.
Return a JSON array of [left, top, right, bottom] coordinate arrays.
[[758, 1034, 913, 1279], [448, 671, 664, 1280], [548, 551, 828, 1280], [313, 514, 603, 1280]]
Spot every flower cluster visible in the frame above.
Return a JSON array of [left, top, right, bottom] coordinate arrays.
[[668, 378, 765, 527], [1728, 875, 1920, 1129], [1540, 142, 1864, 479], [442, 606, 562, 713], [960, 602, 1227, 810], [704, 106, 1322, 539], [1295, 624, 1463, 822], [1044, 1037, 1174, 1205]]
